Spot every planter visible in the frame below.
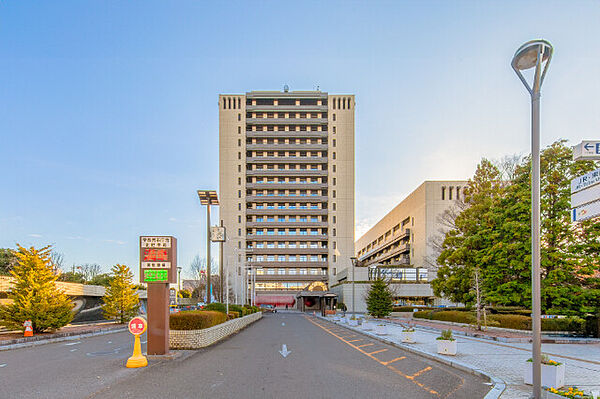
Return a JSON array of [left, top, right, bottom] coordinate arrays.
[[348, 318, 359, 327], [324, 310, 336, 316], [360, 321, 372, 331], [401, 331, 415, 343], [374, 324, 387, 335], [436, 339, 457, 355], [524, 362, 565, 389]]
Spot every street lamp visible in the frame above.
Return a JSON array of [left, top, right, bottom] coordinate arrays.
[[197, 190, 219, 304], [512, 39, 553, 399], [350, 257, 358, 315], [176, 266, 182, 305]]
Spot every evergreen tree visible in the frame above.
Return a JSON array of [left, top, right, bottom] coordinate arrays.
[[0, 245, 73, 332], [366, 279, 393, 318], [101, 264, 140, 323]]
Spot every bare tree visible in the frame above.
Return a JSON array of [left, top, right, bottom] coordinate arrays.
[[189, 255, 221, 302], [50, 251, 64, 273], [493, 154, 522, 183]]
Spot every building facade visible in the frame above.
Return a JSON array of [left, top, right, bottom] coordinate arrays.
[[219, 89, 355, 306], [332, 181, 467, 311]]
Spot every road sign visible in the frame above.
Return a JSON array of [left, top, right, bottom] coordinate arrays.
[[128, 316, 147, 335], [572, 199, 600, 222], [571, 168, 600, 222], [140, 236, 177, 284], [210, 226, 226, 242], [573, 141, 600, 161]]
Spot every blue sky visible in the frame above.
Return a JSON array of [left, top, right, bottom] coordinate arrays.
[[1, 1, 599, 280]]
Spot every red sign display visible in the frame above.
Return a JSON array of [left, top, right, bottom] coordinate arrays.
[[139, 236, 177, 284], [128, 316, 147, 335]]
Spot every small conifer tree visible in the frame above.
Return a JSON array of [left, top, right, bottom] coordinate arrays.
[[102, 264, 140, 323], [366, 278, 393, 318], [0, 245, 73, 332]]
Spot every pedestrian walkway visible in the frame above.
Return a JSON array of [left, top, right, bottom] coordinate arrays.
[[323, 316, 600, 399]]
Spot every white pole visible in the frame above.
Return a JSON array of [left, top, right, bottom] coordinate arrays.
[[226, 269, 229, 314]]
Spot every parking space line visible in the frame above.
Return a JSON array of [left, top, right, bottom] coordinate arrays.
[[408, 366, 432, 379], [366, 348, 388, 355], [381, 356, 406, 366], [306, 317, 439, 396], [357, 343, 374, 348]]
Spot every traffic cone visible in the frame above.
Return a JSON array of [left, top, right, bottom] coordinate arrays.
[[126, 334, 147, 368], [23, 320, 33, 337]]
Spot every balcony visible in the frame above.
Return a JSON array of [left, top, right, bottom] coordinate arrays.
[[247, 247, 328, 255], [358, 229, 411, 262], [246, 169, 328, 176], [246, 183, 328, 190], [246, 144, 328, 151], [246, 157, 328, 164], [249, 261, 328, 268], [246, 195, 328, 203], [246, 131, 328, 139], [246, 221, 329, 228], [246, 208, 328, 216], [255, 274, 328, 282], [247, 118, 327, 125], [246, 105, 328, 112], [246, 234, 328, 242]]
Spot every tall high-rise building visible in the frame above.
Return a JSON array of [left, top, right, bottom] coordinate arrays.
[[219, 89, 355, 306]]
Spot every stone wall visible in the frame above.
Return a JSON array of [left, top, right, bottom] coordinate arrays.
[[170, 312, 262, 349]]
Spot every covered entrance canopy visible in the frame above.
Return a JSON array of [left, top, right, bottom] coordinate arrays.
[[295, 281, 337, 314], [254, 295, 296, 307]]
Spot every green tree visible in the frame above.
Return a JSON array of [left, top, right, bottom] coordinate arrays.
[[101, 264, 140, 323], [0, 248, 18, 275], [0, 245, 73, 332], [433, 140, 600, 315], [88, 273, 113, 287], [432, 159, 503, 307], [57, 271, 86, 284], [366, 279, 393, 318]]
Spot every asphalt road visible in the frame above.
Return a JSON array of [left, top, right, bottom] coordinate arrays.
[[90, 313, 490, 399], [0, 328, 147, 399]]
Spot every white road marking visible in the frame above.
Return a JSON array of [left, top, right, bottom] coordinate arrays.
[[281, 322, 285, 326], [70, 349, 78, 352], [64, 341, 81, 346], [107, 341, 112, 344], [0, 364, 7, 368], [279, 344, 291, 358], [141, 340, 147, 344]]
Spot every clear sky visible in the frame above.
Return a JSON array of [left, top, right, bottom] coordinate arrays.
[[1, 1, 599, 280]]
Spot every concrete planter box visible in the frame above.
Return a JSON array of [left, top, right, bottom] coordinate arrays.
[[524, 362, 565, 389], [401, 331, 415, 343], [360, 321, 372, 331], [348, 318, 359, 326], [436, 339, 457, 355], [374, 324, 387, 335], [170, 312, 262, 349]]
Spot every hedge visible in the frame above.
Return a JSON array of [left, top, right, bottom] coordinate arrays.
[[541, 317, 586, 332], [169, 310, 227, 330], [227, 311, 240, 320], [204, 302, 227, 313], [488, 314, 531, 330]]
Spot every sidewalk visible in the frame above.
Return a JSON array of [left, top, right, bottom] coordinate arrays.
[[323, 316, 600, 399], [0, 321, 126, 350]]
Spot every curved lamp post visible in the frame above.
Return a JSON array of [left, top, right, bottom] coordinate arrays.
[[511, 39, 553, 399]]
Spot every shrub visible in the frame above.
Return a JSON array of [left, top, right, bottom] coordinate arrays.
[[228, 304, 245, 316], [541, 317, 586, 333], [227, 311, 239, 320], [436, 329, 455, 341], [413, 310, 433, 319], [431, 311, 476, 324], [169, 310, 227, 330], [488, 314, 531, 330], [203, 302, 227, 313], [337, 302, 347, 311]]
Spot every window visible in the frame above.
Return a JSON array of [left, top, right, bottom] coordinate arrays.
[[333, 114, 336, 121], [267, 229, 275, 235], [333, 216, 336, 223], [310, 255, 318, 261], [278, 255, 285, 262], [256, 230, 264, 235], [267, 255, 275, 261], [300, 256, 307, 262], [449, 186, 453, 200], [256, 243, 264, 248], [238, 113, 241, 121], [238, 126, 241, 134], [333, 203, 336, 211], [333, 165, 336, 172], [310, 268, 318, 275], [238, 152, 241, 160], [256, 268, 264, 275], [289, 268, 297, 275], [333, 139, 336, 147], [332, 152, 336, 160], [333, 228, 336, 236], [278, 268, 285, 275], [256, 256, 264, 262], [441, 186, 446, 200], [333, 177, 336, 186], [300, 268, 307, 275], [289, 255, 296, 261], [278, 242, 285, 248], [333, 190, 336, 198], [267, 242, 275, 248], [267, 268, 275, 275]]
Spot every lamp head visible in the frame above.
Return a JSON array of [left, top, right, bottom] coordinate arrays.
[[512, 39, 552, 71]]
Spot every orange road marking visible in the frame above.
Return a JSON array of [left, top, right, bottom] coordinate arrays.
[[357, 343, 374, 348], [347, 339, 362, 343], [381, 356, 406, 366], [366, 349, 388, 355], [306, 317, 439, 396], [408, 366, 432, 379]]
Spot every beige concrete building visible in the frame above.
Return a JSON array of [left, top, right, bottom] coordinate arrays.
[[219, 89, 355, 306], [332, 181, 467, 311]]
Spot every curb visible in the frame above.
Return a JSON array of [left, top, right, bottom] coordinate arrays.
[[0, 327, 127, 351], [319, 316, 506, 399]]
